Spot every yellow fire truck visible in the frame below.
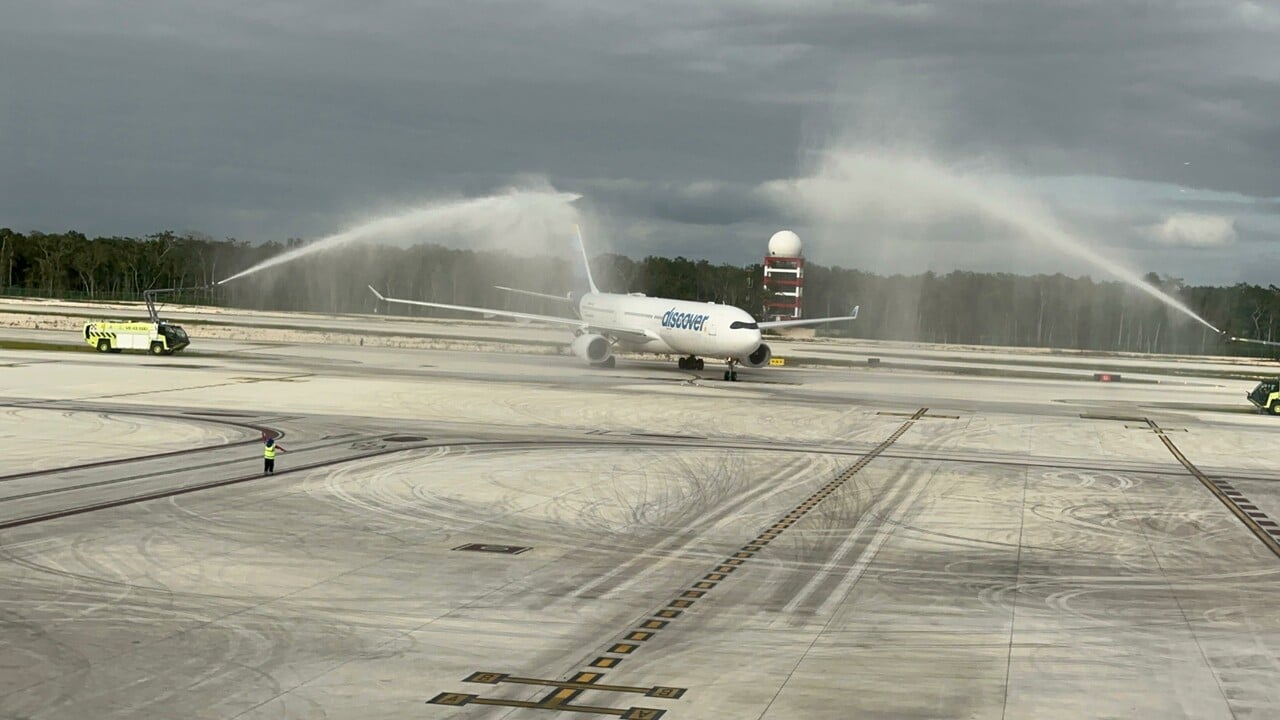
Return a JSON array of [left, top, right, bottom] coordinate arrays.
[[82, 288, 191, 355], [84, 320, 189, 355]]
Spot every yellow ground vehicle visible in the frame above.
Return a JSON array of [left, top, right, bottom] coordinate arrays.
[[1247, 380, 1280, 415], [84, 320, 189, 355], [82, 288, 192, 355]]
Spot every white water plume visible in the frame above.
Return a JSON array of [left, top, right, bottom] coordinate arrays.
[[764, 147, 1222, 334], [218, 186, 582, 285]]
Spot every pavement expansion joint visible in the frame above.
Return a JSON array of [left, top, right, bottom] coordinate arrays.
[[1080, 413, 1149, 422], [877, 407, 960, 420], [1125, 424, 1187, 433]]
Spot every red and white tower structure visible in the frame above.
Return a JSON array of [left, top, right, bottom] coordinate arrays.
[[762, 230, 804, 322]]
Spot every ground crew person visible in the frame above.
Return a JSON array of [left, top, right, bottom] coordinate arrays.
[[263, 437, 286, 475]]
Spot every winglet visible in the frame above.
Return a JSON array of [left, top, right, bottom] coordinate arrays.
[[575, 224, 600, 295], [367, 285, 386, 301], [851, 305, 859, 320]]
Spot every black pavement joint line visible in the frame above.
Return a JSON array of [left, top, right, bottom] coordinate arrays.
[[0, 437, 266, 483], [0, 437, 709, 530], [0, 435, 368, 505], [0, 402, 283, 482], [0, 442, 427, 530]]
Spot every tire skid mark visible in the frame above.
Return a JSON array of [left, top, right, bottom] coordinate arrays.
[[426, 408, 933, 717], [1145, 418, 1280, 559]]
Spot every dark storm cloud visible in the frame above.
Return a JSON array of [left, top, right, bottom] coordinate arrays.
[[577, 179, 777, 227], [1, 1, 1277, 281]]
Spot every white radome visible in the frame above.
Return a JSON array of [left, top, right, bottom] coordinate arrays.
[[768, 230, 802, 257]]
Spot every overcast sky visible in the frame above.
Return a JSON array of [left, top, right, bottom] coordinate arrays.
[[2, 1, 1278, 284]]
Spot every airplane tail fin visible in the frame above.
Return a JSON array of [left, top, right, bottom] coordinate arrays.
[[575, 224, 600, 295]]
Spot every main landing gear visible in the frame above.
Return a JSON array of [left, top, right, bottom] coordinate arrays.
[[677, 356, 704, 370]]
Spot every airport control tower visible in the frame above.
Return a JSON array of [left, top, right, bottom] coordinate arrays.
[[762, 230, 804, 323]]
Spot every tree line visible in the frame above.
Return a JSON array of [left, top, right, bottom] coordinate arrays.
[[3, 227, 1278, 356]]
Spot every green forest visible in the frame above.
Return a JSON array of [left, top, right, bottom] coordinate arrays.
[[3, 227, 1279, 357]]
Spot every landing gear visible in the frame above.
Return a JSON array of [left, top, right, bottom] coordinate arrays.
[[677, 356, 704, 371], [602, 356, 616, 368], [722, 360, 738, 382]]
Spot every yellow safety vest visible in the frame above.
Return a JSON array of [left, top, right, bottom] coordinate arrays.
[[264, 445, 276, 459]]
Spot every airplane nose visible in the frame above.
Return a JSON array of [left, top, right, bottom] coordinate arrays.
[[739, 329, 762, 354]]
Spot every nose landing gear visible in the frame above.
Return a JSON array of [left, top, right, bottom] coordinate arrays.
[[723, 359, 738, 382]]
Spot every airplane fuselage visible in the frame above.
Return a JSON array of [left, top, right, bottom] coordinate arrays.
[[368, 225, 855, 378], [578, 292, 763, 359]]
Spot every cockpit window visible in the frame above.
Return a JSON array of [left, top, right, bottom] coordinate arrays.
[[729, 321, 759, 330]]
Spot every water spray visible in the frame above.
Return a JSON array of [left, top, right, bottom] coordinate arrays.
[[1012, 223, 1223, 335], [780, 148, 1226, 336], [217, 188, 581, 285]]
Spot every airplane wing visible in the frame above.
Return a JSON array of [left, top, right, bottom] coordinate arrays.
[[494, 285, 575, 304], [1229, 336, 1280, 349], [368, 286, 651, 342], [759, 306, 860, 330]]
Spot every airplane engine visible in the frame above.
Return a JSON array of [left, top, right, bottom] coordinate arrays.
[[739, 342, 772, 368], [570, 333, 613, 364]]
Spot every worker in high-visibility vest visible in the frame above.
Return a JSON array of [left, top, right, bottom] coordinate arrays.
[[263, 437, 286, 475]]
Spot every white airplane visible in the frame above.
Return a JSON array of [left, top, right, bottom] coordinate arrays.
[[367, 229, 859, 380]]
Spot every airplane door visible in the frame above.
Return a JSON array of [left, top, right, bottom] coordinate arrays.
[[706, 319, 716, 336]]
